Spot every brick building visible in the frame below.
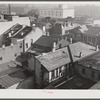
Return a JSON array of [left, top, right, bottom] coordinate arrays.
[[39, 4, 74, 19]]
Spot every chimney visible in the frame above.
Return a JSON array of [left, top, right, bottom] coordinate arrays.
[[52, 42, 56, 52], [2, 44, 5, 48], [79, 52, 82, 58], [10, 43, 13, 46], [21, 32, 24, 36], [70, 38, 72, 44], [9, 33, 11, 37], [95, 45, 99, 51], [47, 32, 49, 36], [42, 53, 46, 56], [43, 26, 45, 32], [11, 30, 14, 34], [32, 24, 35, 27]]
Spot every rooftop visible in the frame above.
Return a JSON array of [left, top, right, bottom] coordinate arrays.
[[69, 42, 98, 62], [0, 70, 26, 89], [78, 51, 100, 71], [4, 23, 23, 36], [13, 26, 32, 39], [84, 27, 100, 35], [27, 35, 69, 55], [89, 80, 100, 89], [0, 60, 22, 76], [36, 47, 70, 71], [33, 35, 69, 48]]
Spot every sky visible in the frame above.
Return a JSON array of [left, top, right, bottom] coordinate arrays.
[[0, 2, 100, 9]]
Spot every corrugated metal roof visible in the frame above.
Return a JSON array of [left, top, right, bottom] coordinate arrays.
[[0, 75, 22, 88], [0, 70, 26, 89]]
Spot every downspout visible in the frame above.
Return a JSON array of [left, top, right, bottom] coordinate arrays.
[[67, 45, 74, 76]]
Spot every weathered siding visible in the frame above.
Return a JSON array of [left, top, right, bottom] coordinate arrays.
[[0, 44, 23, 64], [75, 64, 100, 82]]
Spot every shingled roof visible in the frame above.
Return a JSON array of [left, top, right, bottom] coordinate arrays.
[[69, 42, 98, 62], [84, 27, 100, 35], [36, 47, 70, 71]]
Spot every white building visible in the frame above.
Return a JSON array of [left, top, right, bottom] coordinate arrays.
[[39, 4, 74, 18], [0, 16, 30, 35]]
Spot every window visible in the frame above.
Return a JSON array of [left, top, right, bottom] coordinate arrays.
[[56, 69, 58, 77], [88, 37, 91, 42], [84, 36, 87, 42], [19, 43, 22, 48], [92, 37, 96, 44], [98, 74, 100, 81], [51, 70, 55, 79], [91, 71, 95, 79], [26, 43, 28, 48], [82, 68, 85, 74], [59, 67, 62, 73], [0, 57, 2, 60]]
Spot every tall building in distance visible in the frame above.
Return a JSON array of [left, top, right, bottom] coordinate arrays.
[[39, 4, 74, 18], [0, 4, 9, 15]]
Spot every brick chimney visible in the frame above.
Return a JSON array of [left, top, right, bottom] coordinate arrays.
[[2, 44, 5, 48], [52, 42, 56, 52], [70, 38, 73, 44], [9, 33, 11, 37], [79, 52, 82, 58], [95, 45, 99, 51], [43, 26, 46, 32], [10, 43, 13, 46]]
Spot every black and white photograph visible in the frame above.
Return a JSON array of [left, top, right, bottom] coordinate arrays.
[[0, 1, 100, 92]]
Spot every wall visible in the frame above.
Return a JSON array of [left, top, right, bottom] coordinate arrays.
[[82, 34, 97, 46], [43, 71, 49, 86], [75, 64, 100, 82], [62, 23, 76, 35], [0, 14, 4, 21], [39, 9, 62, 18], [28, 57, 35, 71], [0, 16, 30, 35], [0, 43, 23, 64], [35, 58, 42, 88], [24, 27, 43, 52], [0, 34, 4, 47], [62, 9, 74, 18], [56, 37, 69, 49]]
